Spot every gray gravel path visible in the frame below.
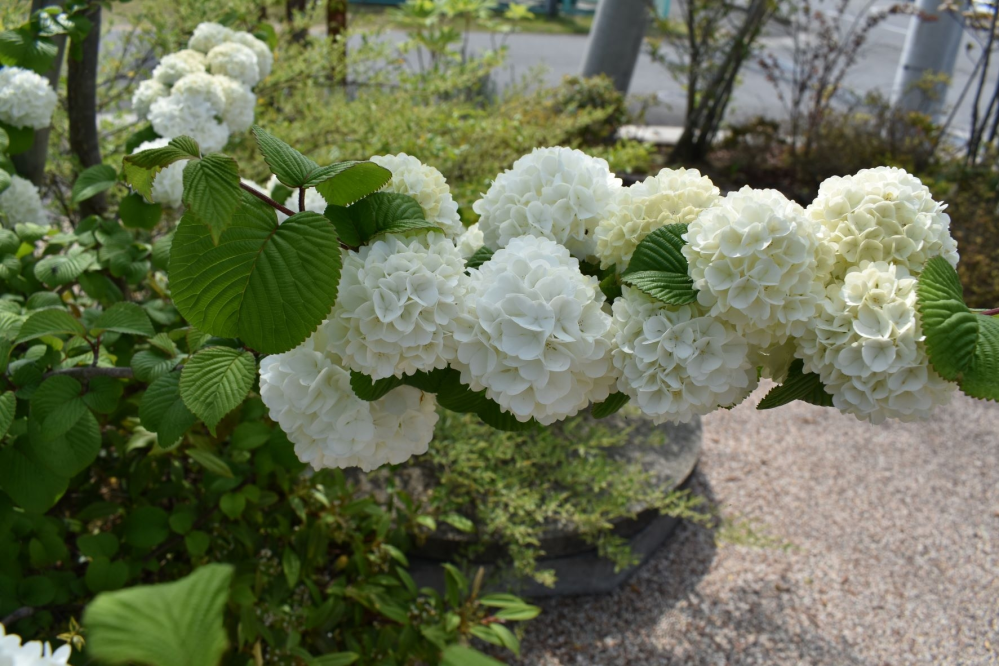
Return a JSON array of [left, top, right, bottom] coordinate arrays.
[[517, 387, 999, 665]]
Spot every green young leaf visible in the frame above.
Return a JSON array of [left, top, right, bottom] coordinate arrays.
[[179, 347, 256, 432], [84, 564, 234, 666], [119, 192, 163, 230], [0, 443, 69, 512], [961, 316, 999, 402], [71, 164, 118, 204], [308, 161, 391, 207], [757, 359, 834, 410], [591, 392, 630, 419], [170, 193, 342, 354], [140, 373, 198, 450], [33, 248, 97, 286], [93, 302, 155, 337], [324, 192, 436, 247], [349, 372, 403, 401], [621, 270, 697, 306], [123, 136, 200, 200], [182, 154, 243, 242], [16, 309, 86, 343], [916, 256, 979, 381], [441, 646, 505, 666], [623, 223, 690, 276], [0, 122, 33, 155], [465, 246, 494, 270], [251, 125, 319, 187]]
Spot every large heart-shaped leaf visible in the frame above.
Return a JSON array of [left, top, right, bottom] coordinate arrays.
[[324, 192, 437, 248], [179, 347, 256, 433]]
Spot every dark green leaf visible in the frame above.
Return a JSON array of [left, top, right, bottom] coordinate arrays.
[[93, 302, 155, 337], [916, 256, 979, 381], [349, 372, 402, 401], [72, 164, 118, 204], [757, 359, 834, 410], [324, 192, 436, 247], [123, 136, 200, 200], [621, 270, 697, 305], [85, 557, 129, 593], [465, 246, 493, 270], [119, 192, 163, 230], [623, 223, 689, 276], [123, 506, 170, 548], [962, 316, 999, 402], [34, 248, 97, 286], [131, 349, 179, 383], [0, 122, 33, 155], [182, 154, 242, 242], [179, 347, 256, 432], [0, 443, 69, 512], [251, 125, 318, 187], [591, 392, 630, 418], [78, 272, 125, 307], [124, 124, 160, 155], [83, 376, 124, 414], [282, 548, 301, 587], [78, 533, 120, 559], [308, 161, 391, 207], [16, 309, 86, 342], [140, 373, 197, 450], [0, 391, 14, 439], [312, 653, 359, 666], [187, 449, 234, 478]]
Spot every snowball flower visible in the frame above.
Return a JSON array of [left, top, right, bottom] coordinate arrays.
[[258, 332, 438, 472], [133, 138, 186, 208], [0, 624, 71, 666], [169, 72, 226, 115], [230, 31, 273, 80], [0, 175, 47, 227], [370, 153, 463, 239], [206, 42, 261, 88], [188, 22, 235, 54], [0, 66, 58, 129], [148, 73, 230, 153], [327, 231, 468, 379], [796, 261, 955, 424], [473, 147, 622, 261], [612, 287, 757, 424], [684, 186, 830, 346], [452, 235, 617, 425], [151, 49, 206, 85], [595, 167, 719, 272], [215, 75, 256, 133], [807, 166, 959, 277], [131, 79, 169, 119], [456, 222, 484, 259]]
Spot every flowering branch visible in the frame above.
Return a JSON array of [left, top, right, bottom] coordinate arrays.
[[239, 181, 295, 218]]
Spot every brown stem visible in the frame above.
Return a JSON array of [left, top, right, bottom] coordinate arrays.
[[44, 367, 135, 380], [299, 186, 306, 212], [1, 607, 34, 626], [240, 181, 295, 217], [980, 307, 999, 317]]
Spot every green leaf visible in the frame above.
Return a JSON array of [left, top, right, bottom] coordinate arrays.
[[441, 646, 505, 666], [0, 122, 33, 155], [916, 256, 979, 381], [185, 531, 210, 557], [182, 154, 242, 242], [0, 27, 57, 73], [84, 564, 234, 666], [0, 391, 14, 439], [324, 192, 436, 247], [623, 223, 690, 276], [312, 653, 359, 666], [123, 506, 170, 548], [119, 192, 163, 230], [757, 359, 834, 410], [465, 245, 493, 270], [475, 397, 538, 432], [34, 248, 97, 286], [170, 192, 342, 354], [308, 161, 391, 207], [16, 308, 86, 343], [124, 124, 160, 154], [86, 557, 129, 593], [962, 316, 999, 401], [179, 347, 256, 432], [489, 622, 521, 657], [83, 376, 124, 414], [219, 492, 245, 520], [123, 136, 200, 200], [349, 372, 402, 401], [72, 164, 118, 204], [187, 449, 234, 478], [591, 392, 629, 419], [78, 272, 125, 307], [282, 548, 301, 587], [93, 302, 155, 337], [140, 373, 197, 450], [18, 575, 55, 606], [621, 270, 697, 305], [0, 443, 69, 512], [131, 349, 179, 383], [440, 512, 474, 533], [0, 169, 10, 195], [251, 125, 319, 187], [78, 533, 120, 559]]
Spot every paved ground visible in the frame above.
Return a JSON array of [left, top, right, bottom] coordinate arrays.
[[515, 387, 999, 665]]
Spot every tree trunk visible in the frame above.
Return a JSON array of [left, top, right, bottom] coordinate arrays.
[[10, 0, 67, 186], [67, 2, 106, 216], [287, 0, 309, 43]]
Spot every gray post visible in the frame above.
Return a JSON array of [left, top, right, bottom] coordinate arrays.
[[580, 0, 650, 93], [891, 0, 965, 118]]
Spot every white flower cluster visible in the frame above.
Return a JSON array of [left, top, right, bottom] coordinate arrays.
[[453, 235, 617, 425], [473, 147, 621, 261], [456, 222, 484, 259], [0, 66, 58, 130], [327, 231, 468, 379], [0, 624, 71, 666], [0, 175, 47, 227], [132, 138, 187, 208], [259, 329, 438, 472], [596, 167, 719, 272], [132, 23, 271, 156], [370, 153, 464, 239]]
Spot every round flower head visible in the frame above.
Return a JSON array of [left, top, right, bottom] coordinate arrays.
[[151, 49, 206, 85], [684, 186, 830, 347], [370, 153, 463, 239], [472, 147, 622, 261], [230, 31, 273, 80], [452, 235, 617, 425], [206, 42, 261, 88], [327, 231, 469, 379], [456, 222, 484, 259], [215, 75, 256, 133], [133, 138, 186, 208], [0, 624, 71, 666], [612, 287, 757, 424], [596, 167, 720, 272], [796, 261, 955, 424], [148, 78, 230, 154], [0, 175, 47, 227], [258, 332, 438, 472], [0, 66, 58, 129], [807, 166, 959, 277], [131, 79, 169, 119], [169, 72, 226, 115], [188, 22, 235, 54]]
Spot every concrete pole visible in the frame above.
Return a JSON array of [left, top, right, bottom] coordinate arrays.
[[580, 0, 650, 93], [891, 0, 965, 119]]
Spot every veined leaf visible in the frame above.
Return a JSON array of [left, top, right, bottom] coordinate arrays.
[[441, 646, 505, 666], [962, 316, 999, 402], [757, 359, 834, 410], [179, 347, 256, 433], [916, 256, 979, 381], [621, 270, 697, 305], [324, 192, 436, 247], [0, 391, 15, 439], [16, 309, 86, 343], [465, 246, 493, 270], [0, 122, 33, 155], [308, 161, 391, 207], [591, 392, 630, 419], [33, 248, 97, 286], [623, 223, 690, 276], [349, 372, 403, 401], [72, 164, 118, 204], [0, 443, 69, 512], [140, 373, 197, 450], [119, 192, 163, 230], [123, 136, 200, 200], [182, 154, 242, 242], [251, 125, 319, 188], [93, 302, 155, 337]]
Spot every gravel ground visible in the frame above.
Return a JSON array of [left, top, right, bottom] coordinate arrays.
[[516, 388, 999, 666]]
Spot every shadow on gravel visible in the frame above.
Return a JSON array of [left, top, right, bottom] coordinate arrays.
[[514, 469, 871, 666]]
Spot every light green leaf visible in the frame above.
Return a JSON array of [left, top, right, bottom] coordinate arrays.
[[84, 564, 233, 666], [308, 161, 391, 207], [0, 121, 33, 155], [465, 245, 493, 270], [72, 164, 118, 204], [179, 347, 255, 432], [591, 392, 630, 419], [441, 646, 505, 666], [34, 248, 97, 286], [123, 136, 200, 200], [623, 223, 690, 276], [16, 309, 86, 343], [489, 622, 521, 657], [916, 256, 979, 381], [170, 192, 342, 354], [757, 359, 834, 410], [93, 302, 155, 337], [349, 372, 402, 401], [0, 391, 14, 439], [251, 125, 319, 187], [440, 512, 474, 533], [621, 270, 697, 305], [182, 154, 242, 242], [119, 192, 163, 230], [324, 192, 435, 247]]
